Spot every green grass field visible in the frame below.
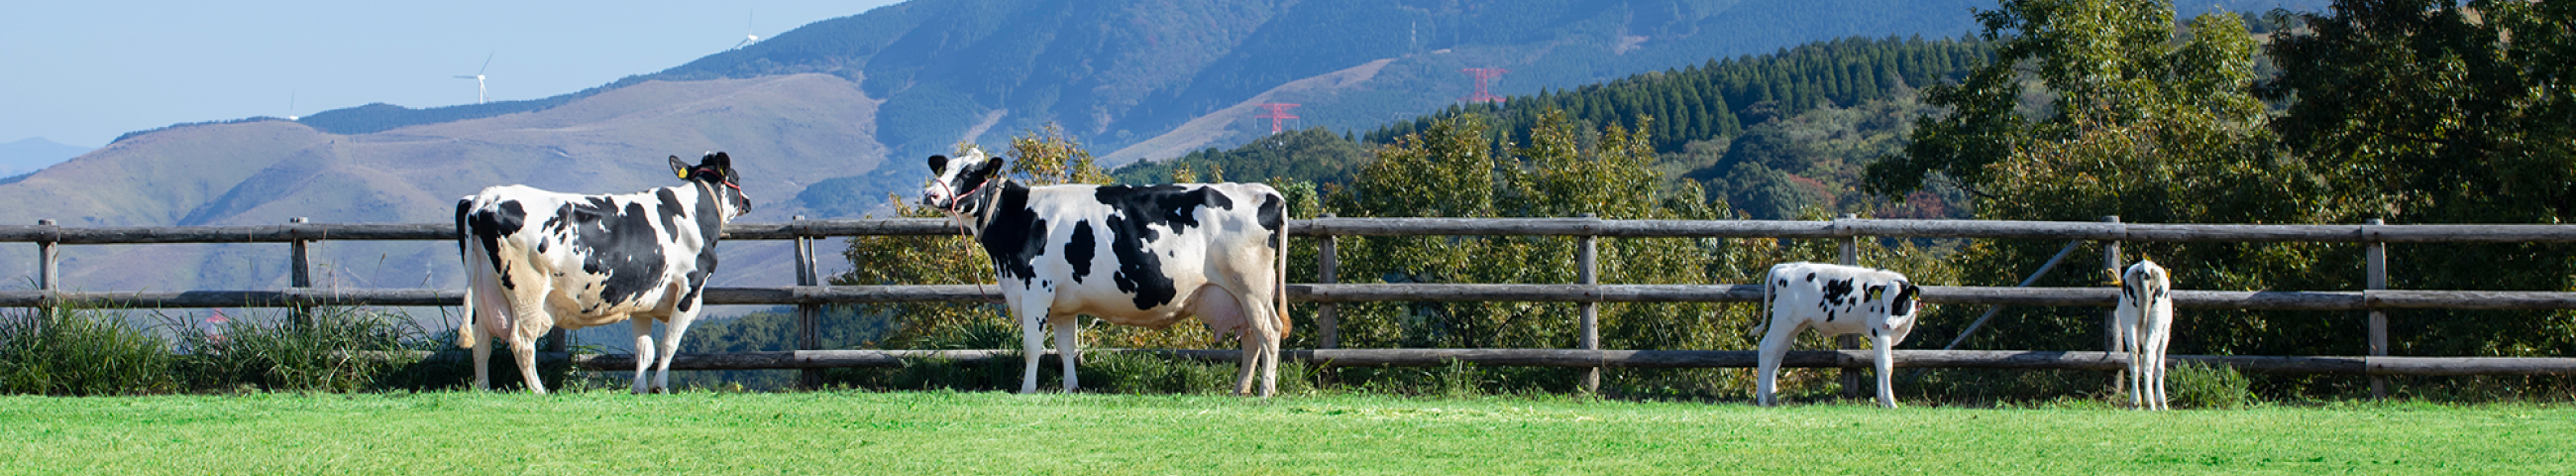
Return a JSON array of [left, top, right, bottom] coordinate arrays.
[[3, 391, 2567, 475]]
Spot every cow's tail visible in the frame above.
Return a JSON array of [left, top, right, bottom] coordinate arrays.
[[1751, 266, 1774, 339], [458, 234, 489, 350], [1274, 200, 1292, 337], [457, 200, 482, 350]]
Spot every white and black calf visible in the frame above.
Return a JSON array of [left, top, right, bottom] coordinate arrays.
[[2112, 259, 2175, 411], [921, 149, 1290, 396], [1755, 262, 1922, 408], [456, 152, 752, 394]]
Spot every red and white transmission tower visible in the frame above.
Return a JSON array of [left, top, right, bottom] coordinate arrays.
[[1459, 67, 1508, 103], [1254, 103, 1301, 134]]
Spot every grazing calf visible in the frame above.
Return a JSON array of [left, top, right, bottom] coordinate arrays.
[[457, 153, 752, 394], [920, 148, 1289, 396], [1755, 262, 1922, 408], [2112, 259, 2175, 411]]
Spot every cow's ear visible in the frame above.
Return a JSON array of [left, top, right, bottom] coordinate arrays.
[[927, 155, 949, 173], [981, 156, 1006, 176], [670, 155, 692, 179]]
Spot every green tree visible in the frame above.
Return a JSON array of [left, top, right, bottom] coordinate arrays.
[[2256, 0, 2576, 383], [2262, 0, 2576, 224], [1863, 0, 2358, 379]]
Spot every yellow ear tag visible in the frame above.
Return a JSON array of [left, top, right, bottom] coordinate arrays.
[[678, 169, 692, 178]]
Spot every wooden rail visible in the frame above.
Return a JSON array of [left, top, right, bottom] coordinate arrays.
[[8, 217, 2576, 243], [370, 349, 2576, 376], [15, 285, 2576, 310], [13, 217, 2576, 383]]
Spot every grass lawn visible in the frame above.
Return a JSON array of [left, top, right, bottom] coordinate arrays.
[[2, 391, 2567, 475]]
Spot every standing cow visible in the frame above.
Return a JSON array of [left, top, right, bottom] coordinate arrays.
[[1755, 262, 1922, 408], [919, 148, 1290, 396], [2111, 259, 2175, 410], [457, 152, 753, 394]]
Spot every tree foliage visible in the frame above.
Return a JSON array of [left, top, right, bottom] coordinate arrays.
[[1869, 0, 2576, 399], [1367, 36, 1991, 154]]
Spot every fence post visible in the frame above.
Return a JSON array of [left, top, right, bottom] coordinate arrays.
[[796, 215, 823, 390], [1837, 213, 1861, 399], [1316, 213, 1340, 349], [288, 217, 313, 328], [2366, 218, 2389, 399], [2101, 214, 2124, 395], [37, 219, 57, 313], [1578, 213, 1600, 394]]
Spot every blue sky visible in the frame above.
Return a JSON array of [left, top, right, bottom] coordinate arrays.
[[0, 1, 904, 149]]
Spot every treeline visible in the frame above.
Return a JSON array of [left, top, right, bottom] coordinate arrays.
[[1365, 35, 1991, 154]]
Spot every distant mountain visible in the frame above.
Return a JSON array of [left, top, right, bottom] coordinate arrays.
[[0, 74, 884, 293], [0, 137, 94, 180]]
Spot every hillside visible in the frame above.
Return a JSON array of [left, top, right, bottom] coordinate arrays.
[[0, 138, 92, 179], [660, 0, 1999, 165], [0, 74, 884, 293]]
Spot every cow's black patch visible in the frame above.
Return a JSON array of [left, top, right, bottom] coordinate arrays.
[[467, 199, 528, 290], [1821, 278, 1856, 304], [544, 196, 668, 306], [680, 184, 724, 312], [1821, 278, 1857, 321], [976, 183, 1049, 286], [655, 188, 688, 238], [1806, 273, 1816, 282], [1094, 184, 1234, 310], [1066, 219, 1096, 284], [1891, 284, 1918, 314], [1258, 192, 1284, 250]]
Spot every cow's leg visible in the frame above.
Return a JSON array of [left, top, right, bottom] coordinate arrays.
[[1246, 283, 1288, 399], [629, 316, 657, 395], [470, 324, 493, 392], [1872, 330, 1899, 409], [1755, 319, 1798, 407], [1050, 314, 1081, 393], [655, 306, 705, 394], [1184, 285, 1264, 397], [2121, 312, 2143, 410], [2147, 316, 2172, 411], [507, 300, 553, 394], [1015, 299, 1050, 395]]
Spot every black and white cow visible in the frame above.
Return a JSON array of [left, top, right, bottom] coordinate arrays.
[[920, 148, 1290, 396], [2112, 259, 2175, 411], [1755, 262, 1922, 408], [456, 152, 752, 394]]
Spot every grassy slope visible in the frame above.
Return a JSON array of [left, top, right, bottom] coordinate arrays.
[[3, 392, 2566, 475]]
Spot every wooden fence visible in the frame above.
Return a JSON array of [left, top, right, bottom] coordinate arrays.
[[10, 215, 2576, 396]]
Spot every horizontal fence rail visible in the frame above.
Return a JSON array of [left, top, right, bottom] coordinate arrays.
[[16, 217, 2576, 385], [366, 349, 2576, 376], [18, 285, 2576, 311], [11, 218, 2576, 243]]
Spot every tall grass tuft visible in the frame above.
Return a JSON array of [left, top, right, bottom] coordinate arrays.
[[0, 307, 178, 395], [169, 306, 436, 393], [2167, 361, 2253, 409]]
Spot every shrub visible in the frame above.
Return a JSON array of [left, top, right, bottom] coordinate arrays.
[[0, 308, 178, 396], [2168, 361, 2253, 409], [170, 306, 436, 393]]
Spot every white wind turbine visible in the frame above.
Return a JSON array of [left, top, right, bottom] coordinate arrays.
[[454, 54, 492, 104], [732, 11, 760, 50]]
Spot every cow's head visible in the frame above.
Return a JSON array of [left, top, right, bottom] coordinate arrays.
[[670, 152, 753, 220], [921, 148, 1007, 214], [1881, 281, 1922, 343]]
